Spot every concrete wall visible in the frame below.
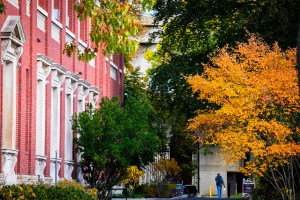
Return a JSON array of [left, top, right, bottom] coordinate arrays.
[[193, 147, 240, 197]]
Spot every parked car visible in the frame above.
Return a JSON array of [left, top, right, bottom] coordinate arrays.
[[175, 184, 185, 196]]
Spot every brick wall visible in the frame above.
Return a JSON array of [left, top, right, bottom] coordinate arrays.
[[0, 0, 124, 181]]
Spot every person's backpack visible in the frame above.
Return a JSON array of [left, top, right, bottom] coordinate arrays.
[[216, 176, 223, 186]]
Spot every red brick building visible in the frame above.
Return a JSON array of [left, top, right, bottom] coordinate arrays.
[[0, 0, 124, 184]]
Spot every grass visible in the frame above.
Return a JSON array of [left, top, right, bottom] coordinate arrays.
[[201, 193, 244, 198], [230, 193, 243, 198]]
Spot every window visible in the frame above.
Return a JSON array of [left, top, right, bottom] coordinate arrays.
[[51, 22, 61, 42], [52, 0, 61, 21], [110, 66, 117, 80], [37, 8, 47, 32]]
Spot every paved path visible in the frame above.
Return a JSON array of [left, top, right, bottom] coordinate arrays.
[[112, 195, 245, 200], [177, 197, 244, 200]]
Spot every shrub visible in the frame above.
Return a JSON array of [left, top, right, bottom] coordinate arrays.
[[142, 182, 176, 198], [0, 183, 97, 200]]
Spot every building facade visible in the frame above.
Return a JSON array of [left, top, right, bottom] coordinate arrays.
[[192, 147, 243, 197], [0, 0, 124, 184]]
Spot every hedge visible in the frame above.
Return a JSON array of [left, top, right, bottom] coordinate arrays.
[[0, 182, 97, 200]]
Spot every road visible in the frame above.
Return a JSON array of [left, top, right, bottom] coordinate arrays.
[[112, 195, 245, 200], [174, 195, 245, 200], [177, 197, 244, 200]]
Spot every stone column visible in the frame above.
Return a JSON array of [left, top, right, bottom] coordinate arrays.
[[35, 54, 53, 182], [64, 72, 79, 180], [49, 63, 67, 183], [88, 86, 101, 109], [1, 16, 26, 185], [76, 80, 90, 183], [77, 80, 91, 113]]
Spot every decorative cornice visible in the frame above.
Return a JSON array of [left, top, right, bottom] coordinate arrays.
[[89, 86, 101, 94], [37, 54, 53, 81], [77, 80, 91, 101], [51, 63, 68, 74], [89, 86, 101, 104], [78, 79, 91, 88], [50, 63, 66, 88], [65, 71, 80, 82], [65, 72, 79, 95], [1, 16, 26, 46], [37, 54, 53, 66]]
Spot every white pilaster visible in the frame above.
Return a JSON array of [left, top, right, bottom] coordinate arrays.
[[77, 80, 91, 113], [76, 80, 91, 183], [64, 72, 79, 180], [50, 63, 67, 183], [35, 155, 47, 182], [35, 54, 53, 181], [88, 86, 101, 109], [1, 16, 26, 185], [50, 157, 61, 183]]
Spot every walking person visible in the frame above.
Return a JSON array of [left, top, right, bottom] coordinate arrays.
[[215, 173, 225, 198]]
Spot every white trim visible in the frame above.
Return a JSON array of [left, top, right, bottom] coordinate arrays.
[[51, 18, 63, 29], [37, 6, 48, 17], [110, 65, 117, 80], [78, 39, 87, 47], [66, 29, 75, 39], [7, 0, 19, 9], [106, 56, 118, 70], [26, 0, 31, 16], [110, 61, 118, 70], [89, 57, 95, 68]]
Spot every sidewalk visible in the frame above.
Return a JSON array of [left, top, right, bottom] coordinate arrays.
[[111, 195, 245, 200]]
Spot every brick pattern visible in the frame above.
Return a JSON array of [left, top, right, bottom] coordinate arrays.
[[0, 0, 124, 181]]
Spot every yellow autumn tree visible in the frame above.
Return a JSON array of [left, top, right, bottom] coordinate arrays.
[[122, 166, 144, 196], [153, 158, 181, 182], [187, 35, 300, 199]]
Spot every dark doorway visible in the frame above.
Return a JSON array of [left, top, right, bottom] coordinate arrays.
[[227, 172, 245, 195]]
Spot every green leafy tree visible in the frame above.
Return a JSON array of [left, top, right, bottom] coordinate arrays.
[[64, 0, 155, 61], [153, 0, 299, 54], [125, 67, 168, 150], [147, 52, 206, 183], [148, 0, 300, 184], [72, 97, 160, 199], [72, 68, 162, 200], [187, 35, 300, 200]]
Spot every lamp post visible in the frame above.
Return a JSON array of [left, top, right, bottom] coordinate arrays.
[[55, 150, 58, 185]]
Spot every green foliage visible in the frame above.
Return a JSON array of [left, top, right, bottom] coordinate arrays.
[[124, 68, 168, 152], [67, 0, 155, 61], [147, 52, 207, 183], [72, 69, 162, 199], [141, 182, 176, 198], [153, 0, 299, 54], [153, 158, 181, 182], [0, 0, 5, 14], [251, 181, 282, 200], [57, 179, 97, 198], [148, 0, 300, 185], [0, 184, 96, 200]]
